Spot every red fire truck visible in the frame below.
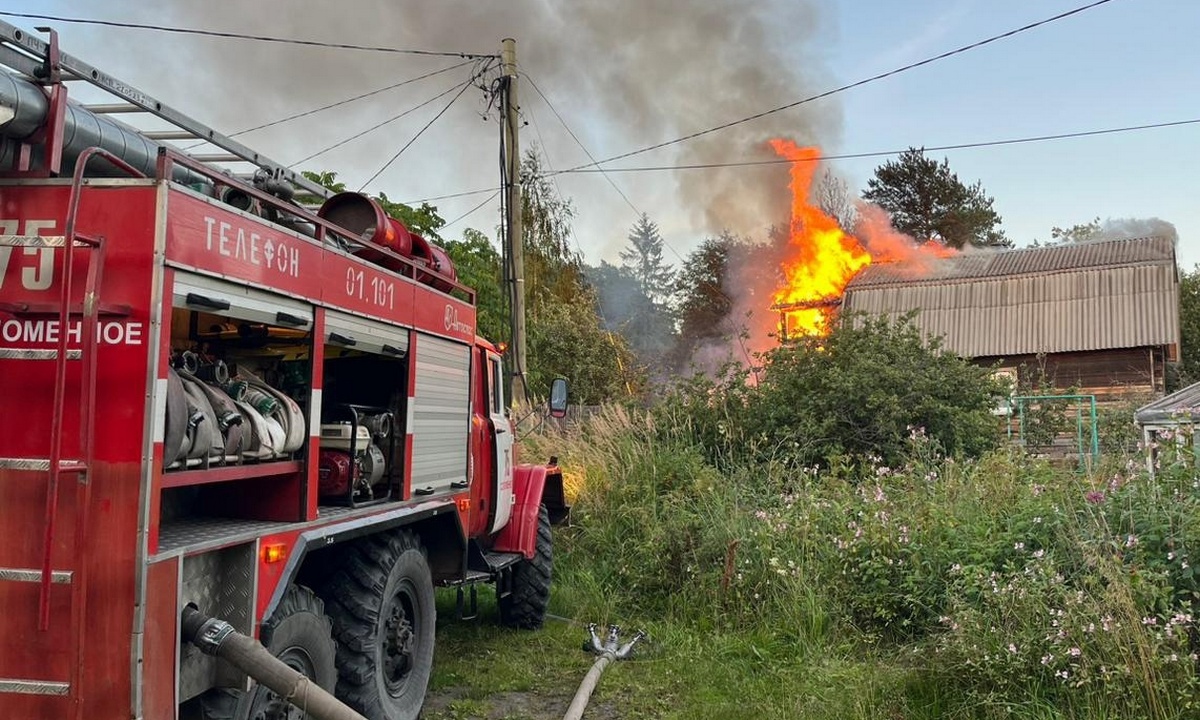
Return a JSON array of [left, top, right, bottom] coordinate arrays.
[[0, 22, 568, 720]]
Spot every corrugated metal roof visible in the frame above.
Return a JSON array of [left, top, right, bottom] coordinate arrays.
[[847, 236, 1177, 289], [841, 237, 1179, 357], [1136, 381, 1200, 425]]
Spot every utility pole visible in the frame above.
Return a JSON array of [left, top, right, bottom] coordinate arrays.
[[501, 37, 528, 407]]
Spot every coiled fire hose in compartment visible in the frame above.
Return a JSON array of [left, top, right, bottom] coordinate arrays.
[[562, 624, 646, 720], [181, 604, 367, 720]]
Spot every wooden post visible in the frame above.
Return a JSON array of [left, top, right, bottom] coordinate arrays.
[[501, 38, 527, 407]]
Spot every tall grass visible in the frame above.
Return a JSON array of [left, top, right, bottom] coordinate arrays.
[[524, 406, 1200, 719]]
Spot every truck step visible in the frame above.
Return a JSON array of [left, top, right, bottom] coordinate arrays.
[[0, 567, 72, 584], [0, 348, 82, 360], [0, 678, 70, 696], [0, 235, 70, 248], [0, 457, 87, 472], [480, 551, 522, 573]]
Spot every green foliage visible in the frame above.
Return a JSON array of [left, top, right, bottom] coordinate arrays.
[[300, 169, 345, 193], [588, 261, 677, 377], [863, 147, 1009, 249], [517, 405, 1200, 719], [526, 291, 639, 405], [517, 147, 641, 402], [1179, 266, 1200, 383], [620, 213, 676, 305], [671, 233, 737, 368], [743, 313, 1004, 468], [520, 148, 587, 307], [441, 228, 506, 343], [1050, 217, 1103, 244]]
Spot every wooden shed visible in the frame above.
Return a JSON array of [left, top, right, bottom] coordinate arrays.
[[842, 236, 1180, 399]]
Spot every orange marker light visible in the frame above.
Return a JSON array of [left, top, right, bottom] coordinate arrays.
[[456, 498, 471, 514], [263, 544, 287, 564]]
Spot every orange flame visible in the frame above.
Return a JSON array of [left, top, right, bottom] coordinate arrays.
[[769, 139, 870, 336], [769, 139, 956, 338]]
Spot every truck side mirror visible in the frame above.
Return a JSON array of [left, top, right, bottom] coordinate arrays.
[[548, 378, 569, 419]]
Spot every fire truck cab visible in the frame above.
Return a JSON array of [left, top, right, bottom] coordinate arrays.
[[0, 22, 567, 720]]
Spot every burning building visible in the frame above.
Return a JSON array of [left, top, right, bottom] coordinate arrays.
[[757, 142, 1177, 402], [840, 236, 1180, 399]]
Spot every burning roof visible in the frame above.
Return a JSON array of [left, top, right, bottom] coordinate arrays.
[[768, 140, 954, 339]]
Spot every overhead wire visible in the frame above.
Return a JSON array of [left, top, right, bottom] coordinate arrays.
[[442, 190, 501, 230], [287, 76, 472, 168], [556, 0, 1123, 173], [549, 117, 1200, 174], [404, 186, 502, 204], [523, 94, 637, 396], [180, 60, 474, 151], [523, 73, 642, 220], [356, 61, 487, 191], [0, 11, 495, 58], [524, 73, 758, 373]]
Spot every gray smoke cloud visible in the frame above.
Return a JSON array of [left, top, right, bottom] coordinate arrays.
[[91, 0, 838, 254], [1093, 217, 1178, 244]]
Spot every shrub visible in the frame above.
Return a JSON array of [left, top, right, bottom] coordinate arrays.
[[656, 312, 1005, 472]]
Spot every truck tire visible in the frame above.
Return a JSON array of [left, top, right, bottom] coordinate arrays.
[[324, 531, 435, 720], [498, 504, 553, 629], [199, 583, 337, 720]]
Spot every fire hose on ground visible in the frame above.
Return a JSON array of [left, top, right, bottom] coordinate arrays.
[[181, 604, 367, 720], [562, 624, 646, 720]]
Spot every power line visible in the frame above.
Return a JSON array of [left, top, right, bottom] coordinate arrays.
[[549, 117, 1200, 174], [193, 60, 474, 147], [558, 0, 1122, 173], [0, 11, 495, 58], [288, 77, 472, 168], [357, 74, 478, 191], [404, 186, 502, 204], [523, 73, 643, 220], [523, 75, 757, 371], [442, 190, 501, 230]]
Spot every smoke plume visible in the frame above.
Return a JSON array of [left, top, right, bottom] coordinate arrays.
[[1092, 217, 1178, 244], [96, 0, 838, 252]]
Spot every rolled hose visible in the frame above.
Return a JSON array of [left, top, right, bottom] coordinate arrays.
[[181, 605, 366, 720]]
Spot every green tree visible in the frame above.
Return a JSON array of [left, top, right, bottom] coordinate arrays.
[[1049, 217, 1102, 244], [746, 312, 1004, 467], [1179, 266, 1200, 383], [862, 148, 1009, 249], [527, 290, 639, 405], [620, 214, 675, 304], [587, 261, 675, 378], [520, 148, 586, 306], [671, 233, 736, 368], [520, 147, 640, 400], [442, 228, 506, 343]]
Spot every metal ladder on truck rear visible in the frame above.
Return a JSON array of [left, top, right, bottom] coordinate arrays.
[[0, 22, 331, 713], [0, 148, 136, 712]]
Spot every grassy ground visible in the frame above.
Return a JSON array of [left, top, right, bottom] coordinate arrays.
[[422, 574, 936, 720], [420, 405, 1199, 719]]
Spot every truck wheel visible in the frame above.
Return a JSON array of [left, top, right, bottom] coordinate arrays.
[[498, 503, 553, 629], [199, 584, 336, 720], [324, 531, 435, 720]]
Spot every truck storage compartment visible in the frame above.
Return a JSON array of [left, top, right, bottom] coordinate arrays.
[[320, 310, 409, 507], [163, 273, 313, 481]]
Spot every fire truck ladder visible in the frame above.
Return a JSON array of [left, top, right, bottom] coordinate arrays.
[[0, 148, 139, 704], [0, 20, 333, 200]]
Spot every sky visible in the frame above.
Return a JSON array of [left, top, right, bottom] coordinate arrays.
[[3, 0, 1197, 269]]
